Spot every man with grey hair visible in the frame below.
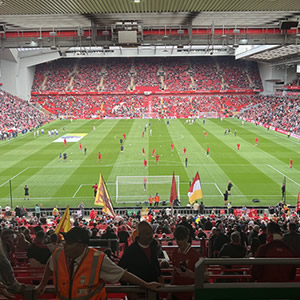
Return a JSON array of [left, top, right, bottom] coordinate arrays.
[[218, 231, 247, 258]]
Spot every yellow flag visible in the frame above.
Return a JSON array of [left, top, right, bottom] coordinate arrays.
[[94, 174, 115, 217], [55, 205, 71, 234], [94, 174, 106, 206]]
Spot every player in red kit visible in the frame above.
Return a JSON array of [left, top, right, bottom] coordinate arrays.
[[184, 147, 187, 155], [237, 143, 240, 151], [255, 137, 258, 146], [64, 138, 67, 147], [142, 131, 144, 138], [97, 152, 101, 163], [123, 133, 126, 140], [80, 143, 82, 151], [144, 159, 147, 168], [290, 158, 293, 169], [152, 148, 155, 157], [171, 143, 174, 152], [204, 131, 207, 138], [207, 146, 210, 157], [156, 154, 159, 164], [142, 147, 145, 156]]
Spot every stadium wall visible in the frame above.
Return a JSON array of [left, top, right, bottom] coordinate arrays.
[[0, 51, 60, 100]]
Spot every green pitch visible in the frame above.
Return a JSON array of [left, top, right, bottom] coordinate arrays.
[[0, 118, 299, 209]]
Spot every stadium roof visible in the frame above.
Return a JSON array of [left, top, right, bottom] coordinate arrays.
[[0, 0, 300, 63]]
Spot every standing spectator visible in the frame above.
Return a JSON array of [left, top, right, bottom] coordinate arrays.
[[36, 227, 161, 298], [199, 201, 205, 215], [5, 205, 11, 217], [14, 206, 21, 218], [35, 204, 41, 219], [52, 206, 59, 217], [170, 226, 201, 300], [119, 221, 163, 286], [251, 222, 296, 282], [78, 202, 85, 217], [24, 185, 29, 200], [154, 193, 160, 207], [193, 201, 199, 215]]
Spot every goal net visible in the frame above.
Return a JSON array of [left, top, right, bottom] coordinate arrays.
[[116, 175, 180, 204]]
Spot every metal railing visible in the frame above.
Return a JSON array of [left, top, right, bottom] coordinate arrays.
[[195, 257, 300, 300]]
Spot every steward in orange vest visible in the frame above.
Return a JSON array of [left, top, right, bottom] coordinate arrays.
[[154, 193, 160, 207], [148, 195, 153, 207], [35, 227, 162, 299]]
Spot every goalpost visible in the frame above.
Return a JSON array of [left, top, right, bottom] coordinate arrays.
[[115, 175, 180, 204]]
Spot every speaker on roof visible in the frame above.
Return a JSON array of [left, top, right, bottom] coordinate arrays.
[[280, 20, 299, 30]]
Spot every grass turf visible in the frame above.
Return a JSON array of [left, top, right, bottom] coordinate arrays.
[[0, 118, 299, 209]]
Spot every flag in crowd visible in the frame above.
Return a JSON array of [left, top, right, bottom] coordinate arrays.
[[170, 172, 177, 206], [55, 205, 71, 234], [188, 171, 203, 204], [94, 173, 115, 217]]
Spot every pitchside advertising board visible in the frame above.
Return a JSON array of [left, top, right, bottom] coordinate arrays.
[[53, 133, 87, 143]]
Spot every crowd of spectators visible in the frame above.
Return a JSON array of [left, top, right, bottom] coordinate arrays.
[[287, 78, 300, 87], [31, 94, 258, 119], [31, 57, 262, 93], [0, 199, 299, 298], [239, 95, 300, 134], [0, 90, 50, 135], [31, 95, 147, 118]]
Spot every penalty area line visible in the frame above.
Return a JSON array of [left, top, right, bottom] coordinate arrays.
[[268, 165, 300, 187]]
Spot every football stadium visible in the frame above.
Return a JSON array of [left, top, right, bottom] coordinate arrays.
[[0, 1, 300, 299]]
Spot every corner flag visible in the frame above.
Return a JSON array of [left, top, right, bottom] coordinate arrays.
[[55, 205, 71, 234], [188, 172, 203, 204], [170, 172, 177, 206]]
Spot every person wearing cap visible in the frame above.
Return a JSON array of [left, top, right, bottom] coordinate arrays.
[[36, 227, 161, 299]]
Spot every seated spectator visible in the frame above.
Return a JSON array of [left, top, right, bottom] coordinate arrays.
[[218, 231, 247, 258], [27, 230, 51, 266], [282, 222, 300, 256], [251, 222, 296, 282]]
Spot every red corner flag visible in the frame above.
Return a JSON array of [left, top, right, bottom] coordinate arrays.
[[296, 192, 300, 213], [170, 172, 177, 206]]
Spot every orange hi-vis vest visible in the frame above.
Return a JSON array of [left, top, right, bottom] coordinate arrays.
[[52, 208, 59, 216], [155, 196, 160, 203], [149, 197, 153, 204], [52, 248, 106, 300]]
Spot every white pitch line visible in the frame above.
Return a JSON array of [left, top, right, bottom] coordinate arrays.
[[0, 167, 29, 188], [72, 184, 83, 198], [268, 165, 300, 187], [214, 183, 223, 195]]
